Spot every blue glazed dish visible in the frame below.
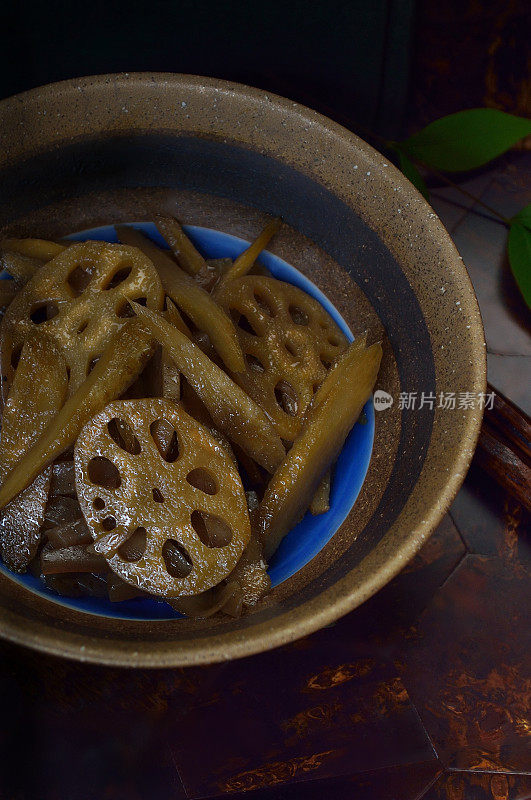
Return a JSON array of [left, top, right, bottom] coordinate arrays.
[[0, 223, 374, 620]]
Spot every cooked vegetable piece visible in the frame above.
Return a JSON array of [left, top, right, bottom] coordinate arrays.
[[74, 399, 251, 597], [115, 225, 244, 372], [170, 581, 241, 618], [228, 535, 271, 608], [154, 216, 207, 276], [41, 543, 110, 575], [44, 495, 82, 527], [0, 252, 41, 285], [161, 355, 181, 402], [50, 460, 76, 497], [165, 297, 192, 337], [219, 585, 244, 618], [0, 239, 64, 287], [218, 218, 281, 286], [180, 379, 237, 466], [0, 241, 163, 393], [309, 470, 331, 515], [195, 258, 233, 292], [124, 347, 164, 399], [0, 319, 154, 511], [44, 572, 109, 598], [311, 333, 367, 408], [142, 347, 164, 397], [107, 573, 146, 602], [0, 238, 65, 261], [258, 341, 382, 558], [160, 299, 186, 401], [215, 274, 348, 440], [131, 302, 285, 473], [0, 280, 17, 307], [0, 333, 68, 571], [46, 518, 92, 549], [233, 443, 267, 491]]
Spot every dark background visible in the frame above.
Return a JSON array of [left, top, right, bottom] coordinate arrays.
[[0, 4, 530, 800], [1, 0, 529, 140]]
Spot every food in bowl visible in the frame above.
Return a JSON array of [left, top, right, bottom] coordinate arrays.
[[0, 217, 381, 618]]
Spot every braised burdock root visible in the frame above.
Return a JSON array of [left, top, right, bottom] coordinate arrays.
[[130, 301, 286, 473], [258, 341, 382, 558], [115, 225, 245, 373], [0, 333, 68, 571], [0, 238, 66, 287], [0, 319, 155, 511], [0, 217, 381, 618]]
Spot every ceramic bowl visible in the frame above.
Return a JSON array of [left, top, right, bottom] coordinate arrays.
[[0, 74, 485, 666]]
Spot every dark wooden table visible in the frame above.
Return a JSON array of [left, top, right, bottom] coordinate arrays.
[[1, 155, 529, 800]]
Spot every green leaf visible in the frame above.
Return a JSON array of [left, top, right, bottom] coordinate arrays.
[[507, 221, 531, 308], [510, 203, 531, 231], [396, 150, 429, 199], [400, 109, 531, 172]]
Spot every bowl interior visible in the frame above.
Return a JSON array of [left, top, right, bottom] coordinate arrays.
[[0, 74, 484, 666], [0, 222, 374, 620]]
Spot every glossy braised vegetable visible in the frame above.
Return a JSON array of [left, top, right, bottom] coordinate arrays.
[[131, 302, 286, 473], [0, 239, 66, 287], [45, 517, 92, 549], [180, 380, 237, 466], [50, 460, 77, 497], [115, 225, 245, 373], [0, 333, 68, 570], [215, 274, 348, 440], [195, 258, 234, 292], [309, 470, 331, 516], [160, 299, 187, 401], [170, 581, 242, 618], [155, 215, 279, 290], [227, 534, 271, 608], [258, 340, 382, 558], [0, 241, 163, 393], [41, 543, 110, 575], [0, 253, 42, 286], [0, 238, 65, 261], [0, 319, 154, 511], [0, 281, 17, 307], [74, 399, 251, 596], [154, 217, 207, 276], [0, 219, 382, 619], [217, 217, 281, 287]]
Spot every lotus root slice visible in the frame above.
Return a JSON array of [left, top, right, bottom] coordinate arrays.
[[216, 275, 348, 440], [74, 399, 251, 597], [1, 241, 163, 393]]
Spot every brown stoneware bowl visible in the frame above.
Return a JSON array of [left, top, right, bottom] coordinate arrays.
[[0, 74, 485, 666]]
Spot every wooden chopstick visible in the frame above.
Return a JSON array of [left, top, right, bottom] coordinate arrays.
[[473, 383, 531, 510]]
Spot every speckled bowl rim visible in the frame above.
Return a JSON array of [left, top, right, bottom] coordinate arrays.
[[0, 73, 486, 667]]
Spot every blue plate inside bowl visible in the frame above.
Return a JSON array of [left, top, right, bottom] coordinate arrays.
[[0, 223, 374, 619]]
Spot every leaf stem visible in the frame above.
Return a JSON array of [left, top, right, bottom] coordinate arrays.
[[351, 126, 511, 227], [415, 162, 511, 226]]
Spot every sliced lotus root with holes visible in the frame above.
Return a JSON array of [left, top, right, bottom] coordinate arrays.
[[74, 399, 251, 597], [215, 275, 348, 440], [1, 241, 163, 394]]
